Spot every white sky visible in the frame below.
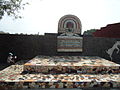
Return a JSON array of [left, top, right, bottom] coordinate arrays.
[[0, 0, 120, 34]]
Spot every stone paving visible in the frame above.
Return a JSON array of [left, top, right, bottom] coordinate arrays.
[[0, 56, 120, 89]]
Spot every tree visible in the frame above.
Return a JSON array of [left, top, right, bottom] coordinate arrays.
[[0, 31, 9, 34], [0, 0, 28, 19], [83, 29, 97, 36]]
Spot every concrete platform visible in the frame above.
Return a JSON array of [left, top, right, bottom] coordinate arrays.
[[24, 56, 120, 74]]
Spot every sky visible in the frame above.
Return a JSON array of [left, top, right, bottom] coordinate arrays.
[[0, 0, 120, 35]]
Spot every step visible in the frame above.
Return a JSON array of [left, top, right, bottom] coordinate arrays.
[[24, 56, 120, 74], [0, 73, 120, 89]]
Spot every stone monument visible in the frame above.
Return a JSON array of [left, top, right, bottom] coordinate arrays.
[[57, 14, 83, 52]]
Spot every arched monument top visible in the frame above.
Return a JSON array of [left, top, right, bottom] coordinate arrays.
[[58, 14, 82, 35]]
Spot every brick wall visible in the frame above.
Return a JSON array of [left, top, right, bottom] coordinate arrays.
[[93, 23, 120, 38]]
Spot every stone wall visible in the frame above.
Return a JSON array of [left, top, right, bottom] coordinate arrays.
[[0, 34, 120, 64], [0, 34, 44, 63], [83, 36, 120, 64]]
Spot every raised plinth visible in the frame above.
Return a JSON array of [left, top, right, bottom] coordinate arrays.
[[0, 56, 120, 89], [24, 56, 120, 74]]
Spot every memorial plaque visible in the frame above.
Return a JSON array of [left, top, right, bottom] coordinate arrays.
[[57, 36, 83, 52]]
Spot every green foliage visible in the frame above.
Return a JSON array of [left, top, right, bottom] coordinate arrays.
[[0, 31, 9, 34], [83, 29, 97, 36], [0, 0, 28, 19]]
